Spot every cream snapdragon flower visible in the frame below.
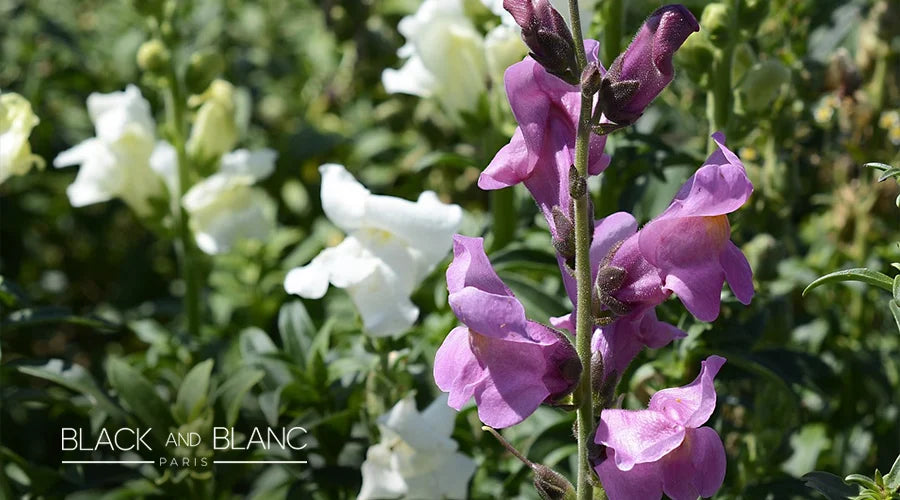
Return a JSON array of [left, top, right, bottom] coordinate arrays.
[[181, 148, 278, 255], [284, 164, 462, 336], [358, 394, 475, 500], [382, 0, 491, 116], [52, 85, 167, 216], [0, 92, 43, 184]]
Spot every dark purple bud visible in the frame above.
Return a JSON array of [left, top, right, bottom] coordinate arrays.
[[504, 0, 579, 85], [601, 4, 700, 124]]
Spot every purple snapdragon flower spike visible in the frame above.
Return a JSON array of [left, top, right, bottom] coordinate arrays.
[[594, 355, 728, 500], [503, 0, 579, 84], [610, 132, 754, 322], [601, 4, 699, 125], [479, 41, 610, 242], [434, 235, 580, 428]]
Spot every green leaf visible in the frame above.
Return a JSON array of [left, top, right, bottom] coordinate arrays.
[[258, 388, 282, 427], [893, 274, 900, 301], [18, 360, 125, 420], [803, 268, 894, 296], [106, 357, 174, 431], [174, 359, 214, 424], [278, 300, 315, 366], [215, 367, 264, 427], [803, 471, 858, 499], [844, 474, 878, 490], [891, 300, 900, 334], [2, 306, 119, 332], [884, 452, 900, 491]]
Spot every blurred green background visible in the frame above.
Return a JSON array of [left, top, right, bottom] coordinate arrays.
[[1, 0, 898, 498]]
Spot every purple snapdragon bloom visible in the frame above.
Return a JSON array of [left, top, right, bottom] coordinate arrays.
[[601, 5, 699, 125], [434, 235, 580, 428], [479, 41, 610, 243], [594, 355, 727, 500], [609, 132, 754, 322]]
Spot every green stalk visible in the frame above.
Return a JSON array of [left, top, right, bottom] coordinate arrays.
[[601, 0, 623, 69], [490, 188, 516, 251], [164, 63, 201, 337], [568, 2, 599, 499], [707, 2, 737, 151]]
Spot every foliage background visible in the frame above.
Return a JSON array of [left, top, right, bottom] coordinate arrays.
[[1, 0, 898, 498]]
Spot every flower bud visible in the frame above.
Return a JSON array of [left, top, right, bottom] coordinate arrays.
[[504, 0, 579, 85], [1, 92, 43, 184], [738, 60, 790, 113], [186, 79, 238, 162], [185, 49, 225, 95], [700, 3, 731, 46], [599, 4, 699, 125], [581, 62, 603, 96], [136, 39, 170, 74], [533, 464, 576, 500]]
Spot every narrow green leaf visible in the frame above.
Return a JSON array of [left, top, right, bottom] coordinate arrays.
[[803, 268, 894, 296], [802, 471, 858, 499], [2, 307, 119, 332], [259, 388, 282, 427], [890, 300, 900, 334], [278, 301, 315, 365], [883, 452, 900, 491], [174, 359, 214, 424], [893, 274, 900, 301], [844, 474, 878, 490], [106, 357, 173, 431], [18, 360, 125, 420], [215, 367, 264, 427]]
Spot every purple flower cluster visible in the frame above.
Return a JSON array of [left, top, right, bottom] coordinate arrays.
[[434, 4, 749, 499]]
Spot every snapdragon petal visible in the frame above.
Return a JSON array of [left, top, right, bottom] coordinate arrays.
[[721, 240, 754, 304], [594, 450, 664, 500], [219, 148, 277, 180], [446, 235, 514, 297], [656, 134, 753, 221], [434, 326, 488, 410], [660, 426, 727, 500], [319, 163, 370, 232], [595, 409, 686, 470], [649, 355, 726, 428]]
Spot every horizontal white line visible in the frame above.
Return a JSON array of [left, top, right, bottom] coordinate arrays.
[[213, 460, 307, 464], [62, 461, 153, 464]]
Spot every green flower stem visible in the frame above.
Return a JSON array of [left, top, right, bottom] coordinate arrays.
[[568, 1, 600, 499], [164, 64, 202, 337], [707, 1, 737, 151], [490, 188, 516, 251], [601, 0, 623, 70]]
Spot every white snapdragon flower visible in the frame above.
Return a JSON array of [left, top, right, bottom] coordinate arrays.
[[181, 148, 278, 255], [358, 394, 475, 500], [284, 164, 462, 336], [0, 92, 43, 184], [382, 0, 488, 116], [52, 85, 167, 216]]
